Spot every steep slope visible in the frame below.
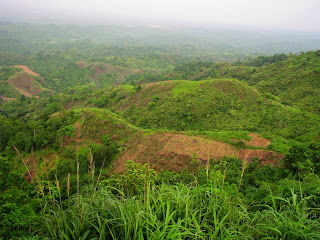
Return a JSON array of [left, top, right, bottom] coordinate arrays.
[[8, 72, 43, 98], [0, 66, 49, 98], [12, 65, 40, 76]]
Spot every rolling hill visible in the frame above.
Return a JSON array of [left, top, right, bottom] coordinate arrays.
[[93, 79, 320, 144]]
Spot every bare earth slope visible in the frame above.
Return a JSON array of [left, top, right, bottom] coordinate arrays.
[[114, 132, 282, 173], [8, 72, 42, 98]]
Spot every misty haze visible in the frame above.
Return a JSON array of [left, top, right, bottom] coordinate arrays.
[[1, 0, 320, 239]]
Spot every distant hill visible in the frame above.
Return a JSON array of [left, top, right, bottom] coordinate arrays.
[[243, 51, 320, 115], [165, 51, 320, 115]]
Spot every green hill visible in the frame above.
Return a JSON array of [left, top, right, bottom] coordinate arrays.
[[96, 79, 319, 143], [166, 51, 320, 115], [244, 51, 320, 115]]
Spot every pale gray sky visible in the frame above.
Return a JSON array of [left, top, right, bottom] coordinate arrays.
[[1, 0, 320, 32]]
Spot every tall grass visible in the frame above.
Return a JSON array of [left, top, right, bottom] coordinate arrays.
[[17, 146, 320, 239], [41, 177, 320, 239], [256, 187, 320, 239]]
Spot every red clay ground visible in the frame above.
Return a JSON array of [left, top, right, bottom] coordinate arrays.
[[8, 72, 42, 97], [12, 65, 39, 76], [0, 96, 16, 101], [75, 61, 90, 68], [91, 62, 143, 79], [113, 132, 283, 173], [244, 133, 271, 148]]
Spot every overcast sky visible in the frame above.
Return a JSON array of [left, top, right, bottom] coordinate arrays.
[[1, 0, 319, 32]]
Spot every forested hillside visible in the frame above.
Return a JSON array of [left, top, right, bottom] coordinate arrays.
[[1, 22, 320, 239]]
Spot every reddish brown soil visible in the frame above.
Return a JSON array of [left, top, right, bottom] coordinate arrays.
[[244, 134, 271, 148], [91, 62, 144, 79], [24, 155, 38, 182], [0, 96, 16, 101], [113, 132, 283, 173], [12, 65, 39, 76], [8, 72, 42, 97], [74, 122, 82, 144], [75, 61, 89, 68]]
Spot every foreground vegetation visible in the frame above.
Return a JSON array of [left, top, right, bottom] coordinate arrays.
[[2, 152, 320, 239]]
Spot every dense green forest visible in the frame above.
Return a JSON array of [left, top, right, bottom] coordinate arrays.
[[1, 22, 320, 239]]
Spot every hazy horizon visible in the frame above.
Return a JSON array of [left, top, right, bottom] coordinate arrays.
[[1, 0, 320, 33]]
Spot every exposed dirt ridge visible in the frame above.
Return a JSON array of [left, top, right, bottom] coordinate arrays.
[[8, 72, 42, 98], [12, 65, 39, 76], [114, 132, 282, 173], [0, 95, 16, 101], [245, 133, 271, 148]]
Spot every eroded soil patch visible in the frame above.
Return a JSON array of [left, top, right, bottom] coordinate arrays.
[[114, 132, 282, 173], [12, 65, 39, 76]]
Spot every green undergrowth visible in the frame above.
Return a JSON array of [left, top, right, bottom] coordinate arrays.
[[171, 80, 203, 96], [267, 137, 302, 154], [3, 156, 320, 239]]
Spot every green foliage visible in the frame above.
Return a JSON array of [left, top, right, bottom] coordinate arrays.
[[94, 94, 109, 107], [0, 156, 40, 239], [38, 162, 320, 239], [0, 156, 24, 191], [244, 53, 289, 67], [104, 79, 320, 143], [243, 52, 320, 115], [62, 125, 75, 137], [0, 81, 20, 98], [284, 142, 320, 175], [0, 188, 40, 239], [92, 138, 119, 168]]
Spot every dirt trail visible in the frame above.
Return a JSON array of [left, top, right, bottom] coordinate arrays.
[[12, 65, 39, 76]]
